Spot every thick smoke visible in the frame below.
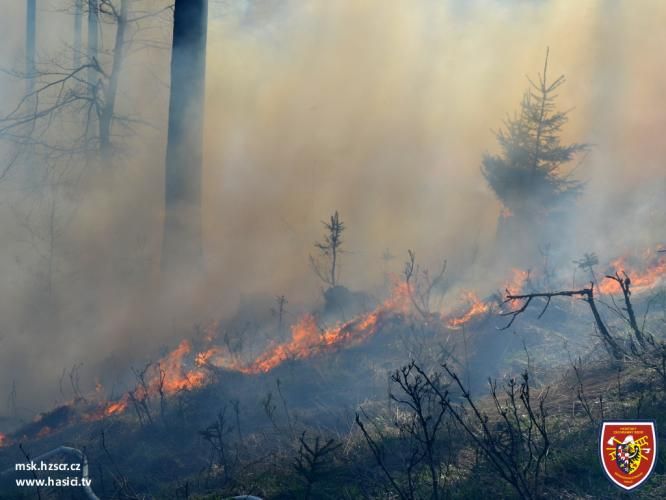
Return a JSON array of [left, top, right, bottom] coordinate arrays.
[[0, 0, 664, 422]]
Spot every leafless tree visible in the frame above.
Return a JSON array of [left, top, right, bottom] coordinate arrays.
[[310, 211, 345, 287], [127, 362, 154, 426], [98, 429, 140, 498], [358, 359, 551, 499], [271, 294, 288, 334], [0, 0, 169, 169], [69, 362, 85, 401], [569, 357, 598, 425], [356, 362, 448, 500], [156, 362, 167, 421], [199, 406, 237, 483], [293, 432, 341, 500], [403, 250, 447, 318], [500, 269, 666, 387], [605, 271, 649, 349], [261, 391, 280, 433], [433, 364, 550, 500], [500, 283, 625, 360]]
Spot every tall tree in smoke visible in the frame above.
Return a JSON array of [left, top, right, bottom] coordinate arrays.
[[23, 0, 37, 185], [1, 0, 157, 173], [98, 0, 127, 154], [74, 0, 83, 67], [26, 0, 36, 94], [482, 50, 588, 221], [161, 0, 208, 281], [87, 0, 98, 90]]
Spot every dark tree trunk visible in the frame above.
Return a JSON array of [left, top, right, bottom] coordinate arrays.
[[161, 0, 208, 282], [23, 0, 37, 188], [74, 0, 83, 67], [26, 0, 36, 93], [87, 0, 98, 89], [86, 0, 98, 154], [99, 0, 127, 154]]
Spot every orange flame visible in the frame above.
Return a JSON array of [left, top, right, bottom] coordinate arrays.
[[243, 313, 374, 373], [36, 426, 53, 439], [85, 252, 664, 421], [26, 284, 421, 430], [0, 432, 8, 448], [447, 292, 490, 328], [242, 284, 411, 374], [505, 269, 529, 295], [94, 340, 211, 419], [158, 340, 208, 393], [598, 253, 666, 295], [89, 286, 412, 418], [18, 248, 665, 435], [104, 397, 129, 417]]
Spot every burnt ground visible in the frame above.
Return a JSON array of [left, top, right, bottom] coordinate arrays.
[[0, 287, 665, 499]]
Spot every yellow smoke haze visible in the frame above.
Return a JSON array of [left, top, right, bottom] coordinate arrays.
[[203, 0, 666, 299], [0, 0, 664, 411]]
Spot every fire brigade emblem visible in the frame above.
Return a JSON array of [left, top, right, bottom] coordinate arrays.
[[600, 421, 657, 491]]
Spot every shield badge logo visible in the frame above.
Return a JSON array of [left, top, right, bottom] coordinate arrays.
[[600, 421, 657, 491]]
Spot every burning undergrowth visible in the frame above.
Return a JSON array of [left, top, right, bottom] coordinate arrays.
[[1, 247, 665, 450], [596, 248, 666, 295]]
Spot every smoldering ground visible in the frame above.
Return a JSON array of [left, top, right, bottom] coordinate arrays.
[[0, 0, 664, 424]]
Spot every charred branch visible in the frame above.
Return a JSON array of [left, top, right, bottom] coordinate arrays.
[[357, 362, 448, 500], [403, 250, 447, 318], [434, 364, 550, 500], [605, 272, 648, 349], [293, 432, 341, 500], [355, 410, 413, 500], [500, 284, 624, 360], [199, 406, 237, 482]]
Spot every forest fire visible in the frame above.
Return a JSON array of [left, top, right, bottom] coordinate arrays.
[[88, 284, 412, 420], [505, 269, 530, 295], [447, 292, 490, 328], [158, 340, 209, 392], [89, 260, 623, 421], [597, 252, 666, 295], [36, 426, 53, 439], [103, 398, 129, 417], [7, 250, 665, 441], [237, 282, 411, 374], [93, 340, 211, 420], [244, 311, 380, 373]]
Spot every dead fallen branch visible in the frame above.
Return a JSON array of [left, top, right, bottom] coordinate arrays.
[[500, 283, 624, 360]]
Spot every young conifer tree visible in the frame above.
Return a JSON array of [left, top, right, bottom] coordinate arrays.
[[310, 211, 345, 287], [482, 49, 588, 220]]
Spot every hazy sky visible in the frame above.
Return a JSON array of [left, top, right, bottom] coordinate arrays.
[[0, 0, 664, 415]]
